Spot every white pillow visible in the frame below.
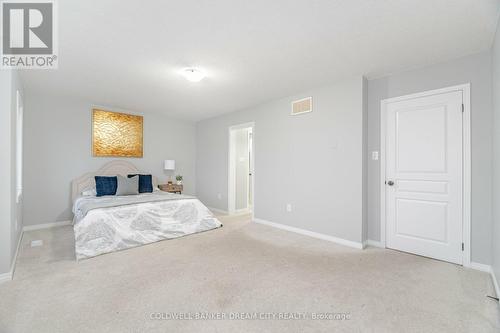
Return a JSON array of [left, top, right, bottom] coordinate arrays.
[[82, 188, 97, 196]]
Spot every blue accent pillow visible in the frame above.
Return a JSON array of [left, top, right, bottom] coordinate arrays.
[[95, 176, 117, 197], [128, 174, 153, 193]]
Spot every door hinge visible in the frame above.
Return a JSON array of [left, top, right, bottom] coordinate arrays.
[[462, 104, 464, 113], [462, 243, 464, 251]]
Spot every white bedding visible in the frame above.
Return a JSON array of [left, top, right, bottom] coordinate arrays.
[[73, 193, 222, 260]]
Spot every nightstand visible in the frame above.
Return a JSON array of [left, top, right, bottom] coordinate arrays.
[[158, 184, 183, 194]]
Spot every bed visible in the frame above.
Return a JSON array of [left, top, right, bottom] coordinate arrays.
[[71, 160, 222, 260]]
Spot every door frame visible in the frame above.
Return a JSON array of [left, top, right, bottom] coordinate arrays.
[[228, 122, 255, 219], [380, 84, 471, 266]]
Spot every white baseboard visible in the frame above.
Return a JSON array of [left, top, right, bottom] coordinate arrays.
[[207, 206, 253, 217], [230, 209, 252, 216], [0, 271, 13, 284], [466, 262, 500, 303], [10, 230, 23, 279], [491, 268, 500, 301], [253, 218, 363, 250], [2, 219, 71, 284], [468, 261, 492, 273], [3, 219, 72, 284], [207, 207, 229, 215], [364, 239, 384, 248], [0, 230, 24, 284], [23, 220, 72, 232]]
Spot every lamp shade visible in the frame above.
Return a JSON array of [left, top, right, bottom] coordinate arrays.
[[164, 160, 175, 170]]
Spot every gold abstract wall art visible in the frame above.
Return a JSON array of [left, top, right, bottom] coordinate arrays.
[[92, 109, 143, 158]]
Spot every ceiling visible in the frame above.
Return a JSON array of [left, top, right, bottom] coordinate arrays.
[[20, 0, 500, 121]]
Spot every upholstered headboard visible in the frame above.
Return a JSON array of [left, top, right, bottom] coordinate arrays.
[[71, 160, 158, 202]]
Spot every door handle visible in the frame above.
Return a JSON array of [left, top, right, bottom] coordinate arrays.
[[387, 180, 395, 186]]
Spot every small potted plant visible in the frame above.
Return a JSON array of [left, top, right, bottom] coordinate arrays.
[[176, 175, 183, 185]]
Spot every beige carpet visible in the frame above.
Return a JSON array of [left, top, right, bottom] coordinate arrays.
[[0, 214, 498, 333]]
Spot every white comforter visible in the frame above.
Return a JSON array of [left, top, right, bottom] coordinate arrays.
[[73, 193, 222, 260]]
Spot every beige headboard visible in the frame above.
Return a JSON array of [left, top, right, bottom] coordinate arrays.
[[71, 160, 158, 202]]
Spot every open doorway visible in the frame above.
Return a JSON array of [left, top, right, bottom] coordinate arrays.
[[228, 122, 254, 216]]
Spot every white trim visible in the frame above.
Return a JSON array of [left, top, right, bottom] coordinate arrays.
[[2, 219, 72, 284], [461, 85, 472, 268], [228, 122, 255, 220], [380, 84, 471, 266], [233, 208, 252, 215], [15, 90, 23, 204], [207, 207, 229, 215], [380, 96, 387, 247], [468, 262, 492, 273], [491, 269, 500, 301], [465, 263, 500, 302], [0, 272, 12, 284], [0, 231, 24, 284], [228, 128, 236, 214], [254, 218, 363, 249], [247, 129, 253, 210], [207, 207, 251, 217], [23, 220, 72, 232], [364, 239, 384, 248], [10, 230, 23, 278]]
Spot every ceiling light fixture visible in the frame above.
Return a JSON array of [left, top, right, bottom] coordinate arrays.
[[182, 68, 206, 82]]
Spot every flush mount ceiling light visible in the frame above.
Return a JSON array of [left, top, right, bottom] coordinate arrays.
[[181, 68, 206, 82]]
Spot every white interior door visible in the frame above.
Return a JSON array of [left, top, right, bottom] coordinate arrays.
[[234, 128, 250, 211], [385, 90, 463, 264], [228, 123, 255, 215]]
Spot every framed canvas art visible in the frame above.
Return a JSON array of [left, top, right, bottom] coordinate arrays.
[[92, 109, 143, 157]]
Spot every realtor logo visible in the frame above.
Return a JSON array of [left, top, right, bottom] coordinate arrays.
[[1, 0, 58, 69]]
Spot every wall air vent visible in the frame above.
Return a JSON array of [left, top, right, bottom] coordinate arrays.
[[291, 97, 312, 115]]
